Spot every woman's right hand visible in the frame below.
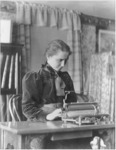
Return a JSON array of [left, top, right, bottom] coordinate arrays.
[[46, 108, 62, 121]]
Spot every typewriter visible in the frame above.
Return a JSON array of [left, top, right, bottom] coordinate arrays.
[[61, 91, 110, 125]]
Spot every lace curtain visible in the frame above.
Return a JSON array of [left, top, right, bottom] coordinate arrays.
[[88, 53, 115, 121]]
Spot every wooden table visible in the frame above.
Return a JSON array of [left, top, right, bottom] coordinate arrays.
[[0, 121, 115, 149]]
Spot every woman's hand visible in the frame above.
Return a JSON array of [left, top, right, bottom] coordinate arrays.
[[46, 108, 62, 121]]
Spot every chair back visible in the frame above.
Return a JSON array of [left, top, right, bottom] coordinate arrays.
[[9, 94, 26, 121]]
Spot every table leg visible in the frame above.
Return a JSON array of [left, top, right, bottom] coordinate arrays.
[[1, 130, 25, 149]]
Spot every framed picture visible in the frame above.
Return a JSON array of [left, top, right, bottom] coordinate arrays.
[[98, 29, 115, 54]]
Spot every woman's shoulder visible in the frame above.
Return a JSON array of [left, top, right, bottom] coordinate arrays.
[[23, 71, 38, 78], [22, 68, 50, 81], [22, 69, 42, 81]]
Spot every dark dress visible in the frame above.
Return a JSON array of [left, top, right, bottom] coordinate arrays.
[[22, 63, 77, 121], [22, 63, 77, 149]]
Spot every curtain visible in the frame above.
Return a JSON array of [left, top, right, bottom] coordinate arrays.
[[12, 24, 31, 76], [67, 30, 82, 93], [88, 53, 115, 121], [81, 25, 96, 94], [15, 2, 81, 29], [15, 2, 82, 93]]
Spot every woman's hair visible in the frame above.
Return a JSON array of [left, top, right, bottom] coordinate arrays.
[[45, 39, 71, 57]]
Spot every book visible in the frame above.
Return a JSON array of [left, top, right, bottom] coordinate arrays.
[[0, 53, 5, 82], [1, 55, 10, 88], [8, 55, 14, 89], [15, 53, 18, 91]]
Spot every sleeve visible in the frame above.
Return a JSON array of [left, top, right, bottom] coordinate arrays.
[[22, 71, 43, 120]]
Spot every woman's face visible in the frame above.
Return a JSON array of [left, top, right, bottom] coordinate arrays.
[[47, 50, 69, 71]]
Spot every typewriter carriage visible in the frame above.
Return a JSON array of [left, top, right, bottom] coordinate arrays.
[[61, 92, 110, 125]]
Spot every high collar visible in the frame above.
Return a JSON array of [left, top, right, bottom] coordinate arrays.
[[42, 63, 60, 77]]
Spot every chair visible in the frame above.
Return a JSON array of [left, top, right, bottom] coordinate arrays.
[[9, 94, 26, 121], [8, 93, 93, 122]]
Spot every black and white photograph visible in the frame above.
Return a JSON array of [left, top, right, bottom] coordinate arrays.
[[0, 0, 115, 149]]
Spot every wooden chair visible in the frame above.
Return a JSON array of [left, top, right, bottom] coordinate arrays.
[[9, 94, 26, 121]]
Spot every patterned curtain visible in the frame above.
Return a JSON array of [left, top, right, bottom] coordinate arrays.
[[81, 25, 96, 94], [67, 30, 82, 93], [12, 24, 31, 76], [89, 53, 115, 122]]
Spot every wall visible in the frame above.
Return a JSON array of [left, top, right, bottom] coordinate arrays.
[[31, 26, 68, 71]]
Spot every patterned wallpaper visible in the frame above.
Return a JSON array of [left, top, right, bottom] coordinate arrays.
[[0, 1, 16, 13], [0, 1, 16, 21]]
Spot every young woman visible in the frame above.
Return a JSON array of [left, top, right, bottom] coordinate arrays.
[[22, 39, 77, 149]]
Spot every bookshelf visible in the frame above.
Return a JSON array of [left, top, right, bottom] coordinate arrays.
[[0, 43, 23, 95]]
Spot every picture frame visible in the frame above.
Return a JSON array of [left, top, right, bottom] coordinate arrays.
[[98, 29, 115, 54]]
